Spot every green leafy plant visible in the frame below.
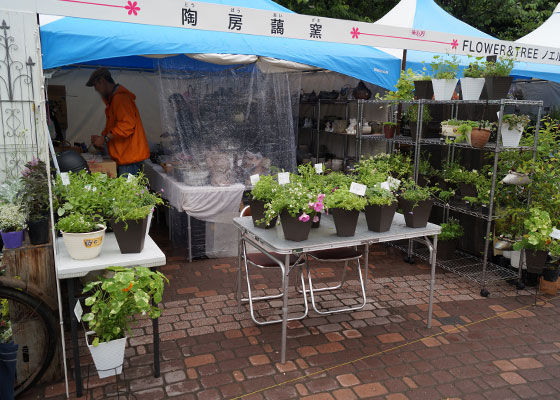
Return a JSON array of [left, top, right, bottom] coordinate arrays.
[[251, 174, 279, 201], [429, 55, 459, 80], [439, 218, 464, 241], [413, 65, 432, 81], [484, 57, 514, 77], [82, 266, 168, 346], [383, 121, 397, 127], [463, 56, 486, 78], [503, 114, 531, 129], [365, 187, 395, 206], [377, 68, 415, 101], [54, 171, 110, 221], [56, 212, 102, 233], [19, 158, 49, 221], [437, 189, 456, 203], [324, 188, 367, 211], [0, 178, 23, 206], [0, 298, 12, 343], [0, 204, 27, 232], [262, 180, 321, 224], [513, 208, 560, 255], [406, 104, 432, 123], [399, 180, 433, 205]]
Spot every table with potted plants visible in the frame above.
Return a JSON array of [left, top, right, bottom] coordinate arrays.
[[52, 171, 168, 397], [235, 164, 441, 363]]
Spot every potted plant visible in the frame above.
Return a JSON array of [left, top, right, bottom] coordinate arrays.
[[450, 167, 480, 199], [106, 173, 164, 253], [0, 204, 27, 249], [364, 187, 397, 232], [513, 209, 559, 269], [440, 119, 462, 137], [295, 163, 327, 228], [469, 120, 493, 148], [413, 67, 433, 100], [542, 262, 560, 283], [383, 122, 397, 139], [56, 212, 107, 260], [483, 58, 514, 100], [430, 55, 459, 100], [262, 180, 323, 242], [250, 175, 279, 229], [461, 57, 486, 100], [19, 158, 50, 245], [501, 114, 530, 147], [82, 266, 168, 378], [406, 105, 432, 141], [324, 188, 367, 237], [398, 180, 434, 228], [378, 68, 415, 102], [438, 218, 464, 260]]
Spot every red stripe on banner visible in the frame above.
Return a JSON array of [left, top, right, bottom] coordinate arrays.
[[58, 0, 125, 8], [358, 31, 454, 47]]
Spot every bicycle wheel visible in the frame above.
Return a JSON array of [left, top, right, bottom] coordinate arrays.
[[0, 285, 57, 397]]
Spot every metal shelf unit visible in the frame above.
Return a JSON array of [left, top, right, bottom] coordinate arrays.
[[357, 98, 544, 292]]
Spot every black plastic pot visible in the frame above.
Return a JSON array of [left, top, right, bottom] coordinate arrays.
[[364, 202, 397, 233], [409, 122, 426, 141], [437, 239, 458, 261], [484, 76, 513, 100], [542, 265, 560, 282], [414, 80, 434, 100], [28, 218, 50, 245], [250, 199, 277, 229], [110, 216, 148, 253], [280, 210, 312, 242], [398, 198, 433, 228], [330, 208, 360, 237], [525, 250, 548, 269], [418, 175, 430, 188], [312, 212, 321, 228], [459, 183, 477, 198]]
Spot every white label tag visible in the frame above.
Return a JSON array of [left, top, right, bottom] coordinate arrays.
[[314, 163, 323, 174], [250, 174, 260, 185], [278, 172, 290, 185], [551, 228, 560, 240], [379, 181, 391, 191], [60, 173, 70, 186], [74, 300, 83, 322], [127, 174, 133, 182], [350, 182, 367, 196]]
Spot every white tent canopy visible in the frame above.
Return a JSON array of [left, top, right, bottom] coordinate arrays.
[[516, 3, 560, 47]]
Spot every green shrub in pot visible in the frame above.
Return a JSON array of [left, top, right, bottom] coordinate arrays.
[[398, 180, 434, 228], [325, 188, 367, 237], [56, 212, 107, 260], [19, 158, 50, 245], [438, 218, 464, 260], [430, 55, 459, 100], [513, 208, 560, 269], [0, 204, 27, 249], [483, 58, 514, 100], [250, 174, 280, 228], [364, 187, 397, 232]]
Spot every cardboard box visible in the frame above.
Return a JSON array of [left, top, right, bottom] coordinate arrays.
[[539, 277, 559, 296], [87, 159, 117, 178]]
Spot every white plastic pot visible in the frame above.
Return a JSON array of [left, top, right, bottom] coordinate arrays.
[[501, 123, 523, 147], [86, 331, 127, 378], [441, 124, 460, 137], [432, 79, 458, 100], [502, 171, 531, 185], [61, 226, 106, 260], [460, 77, 485, 100]]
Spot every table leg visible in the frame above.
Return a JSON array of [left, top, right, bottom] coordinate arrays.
[[67, 278, 83, 397], [237, 233, 243, 313], [152, 302, 160, 378], [364, 243, 369, 284], [187, 214, 193, 263], [280, 254, 290, 364], [427, 235, 438, 329]]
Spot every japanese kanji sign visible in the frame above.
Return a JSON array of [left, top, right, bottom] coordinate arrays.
[[3, 0, 560, 66]]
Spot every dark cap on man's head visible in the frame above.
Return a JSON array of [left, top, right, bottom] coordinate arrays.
[[86, 67, 112, 87]]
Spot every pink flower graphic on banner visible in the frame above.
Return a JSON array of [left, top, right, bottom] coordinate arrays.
[[125, 1, 140, 16], [298, 213, 310, 223], [351, 27, 360, 39], [451, 39, 458, 49]]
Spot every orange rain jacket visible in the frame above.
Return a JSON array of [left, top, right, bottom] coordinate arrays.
[[102, 85, 150, 166]]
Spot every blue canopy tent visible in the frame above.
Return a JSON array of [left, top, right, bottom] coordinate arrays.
[[39, 0, 401, 90], [374, 0, 560, 83]]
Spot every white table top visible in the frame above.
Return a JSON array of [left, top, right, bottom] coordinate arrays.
[[55, 233, 166, 279], [234, 213, 441, 254]]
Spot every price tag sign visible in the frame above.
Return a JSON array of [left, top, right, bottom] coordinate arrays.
[[74, 300, 83, 322], [551, 228, 560, 240], [314, 163, 323, 174], [250, 174, 260, 185], [350, 182, 367, 196], [60, 172, 70, 186], [278, 172, 290, 185], [127, 174, 134, 182], [379, 181, 391, 191]]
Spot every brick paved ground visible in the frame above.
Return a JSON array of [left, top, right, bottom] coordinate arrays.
[[20, 226, 560, 400]]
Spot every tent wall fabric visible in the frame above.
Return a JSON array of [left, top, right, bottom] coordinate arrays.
[[516, 3, 560, 48]]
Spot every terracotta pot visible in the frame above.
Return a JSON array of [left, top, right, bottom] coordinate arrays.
[[484, 76, 513, 100], [280, 210, 313, 242], [469, 128, 491, 148], [525, 250, 548, 269], [414, 80, 433, 100], [330, 208, 360, 237], [352, 81, 372, 100], [364, 202, 397, 232], [459, 183, 477, 198], [28, 218, 50, 245], [383, 124, 396, 139], [398, 198, 433, 228], [437, 239, 458, 261], [250, 199, 277, 229], [110, 217, 148, 254]]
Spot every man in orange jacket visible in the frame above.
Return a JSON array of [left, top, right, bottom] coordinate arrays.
[[89, 68, 150, 176]]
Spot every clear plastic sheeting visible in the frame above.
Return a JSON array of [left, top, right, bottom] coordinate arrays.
[[157, 60, 300, 187]]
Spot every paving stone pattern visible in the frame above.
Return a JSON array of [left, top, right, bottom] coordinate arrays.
[[21, 235, 560, 400]]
